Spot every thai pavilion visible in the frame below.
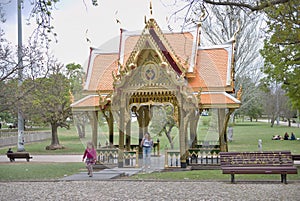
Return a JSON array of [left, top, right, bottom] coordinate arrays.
[[71, 16, 241, 168]]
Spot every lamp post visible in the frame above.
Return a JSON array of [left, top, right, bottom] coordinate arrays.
[[17, 0, 25, 152]]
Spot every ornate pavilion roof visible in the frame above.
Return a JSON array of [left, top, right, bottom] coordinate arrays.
[[71, 18, 240, 111]]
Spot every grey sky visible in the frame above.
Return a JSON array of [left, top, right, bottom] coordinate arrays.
[[1, 0, 187, 66]]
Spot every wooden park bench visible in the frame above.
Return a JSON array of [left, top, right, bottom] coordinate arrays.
[[220, 151, 298, 184], [7, 152, 32, 162], [292, 154, 300, 161]]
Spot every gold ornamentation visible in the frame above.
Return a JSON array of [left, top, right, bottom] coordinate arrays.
[[142, 63, 158, 83]]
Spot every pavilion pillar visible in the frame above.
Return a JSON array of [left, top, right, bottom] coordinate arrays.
[[137, 106, 149, 158], [124, 119, 131, 166], [108, 109, 114, 146], [125, 119, 131, 151], [179, 105, 187, 168], [91, 111, 98, 147], [118, 106, 125, 168]]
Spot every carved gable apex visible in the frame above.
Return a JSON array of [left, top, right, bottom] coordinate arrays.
[[123, 18, 186, 76]]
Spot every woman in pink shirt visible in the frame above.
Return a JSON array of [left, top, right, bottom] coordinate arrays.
[[82, 141, 97, 177]]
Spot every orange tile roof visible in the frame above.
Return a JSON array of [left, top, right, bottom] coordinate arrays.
[[97, 59, 118, 91], [165, 32, 193, 69], [123, 35, 139, 63], [71, 95, 100, 111], [191, 48, 229, 89], [85, 53, 118, 91]]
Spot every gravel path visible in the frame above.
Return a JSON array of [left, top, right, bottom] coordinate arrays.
[[0, 180, 299, 201]]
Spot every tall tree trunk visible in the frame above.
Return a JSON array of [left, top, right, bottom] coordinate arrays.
[[46, 123, 64, 150], [270, 116, 275, 127], [190, 110, 200, 148], [51, 123, 59, 145], [76, 123, 84, 138], [165, 126, 174, 149], [101, 108, 114, 146]]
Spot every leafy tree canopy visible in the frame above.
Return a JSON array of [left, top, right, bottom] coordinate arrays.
[[260, 0, 300, 110]]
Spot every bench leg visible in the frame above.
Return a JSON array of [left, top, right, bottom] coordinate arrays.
[[231, 174, 235, 183], [281, 174, 287, 184]]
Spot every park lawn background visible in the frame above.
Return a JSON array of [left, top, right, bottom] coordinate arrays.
[[0, 120, 299, 181], [228, 121, 300, 153], [0, 163, 85, 181]]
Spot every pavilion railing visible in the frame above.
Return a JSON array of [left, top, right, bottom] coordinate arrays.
[[165, 145, 221, 167], [96, 148, 139, 168], [165, 150, 181, 168], [187, 148, 220, 165]]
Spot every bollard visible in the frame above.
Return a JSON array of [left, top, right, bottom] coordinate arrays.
[[258, 139, 262, 152]]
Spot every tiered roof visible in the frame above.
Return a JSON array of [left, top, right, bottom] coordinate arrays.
[[71, 18, 240, 110]]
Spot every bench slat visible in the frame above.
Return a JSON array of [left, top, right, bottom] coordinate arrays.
[[222, 166, 298, 174]]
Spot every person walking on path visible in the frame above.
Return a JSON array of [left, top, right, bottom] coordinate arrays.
[[82, 141, 97, 177], [140, 132, 153, 172]]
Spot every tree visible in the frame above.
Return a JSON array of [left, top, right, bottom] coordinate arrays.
[[66, 63, 85, 101], [235, 76, 264, 121], [202, 0, 291, 11], [170, 0, 298, 115], [1, 0, 98, 44], [149, 105, 177, 149], [167, 0, 291, 28], [175, 0, 299, 111], [196, 4, 266, 122], [281, 99, 297, 127], [261, 83, 290, 127], [23, 62, 72, 150], [65, 63, 87, 138], [260, 0, 300, 110]]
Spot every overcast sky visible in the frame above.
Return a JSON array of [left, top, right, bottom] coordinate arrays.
[[2, 0, 188, 67]]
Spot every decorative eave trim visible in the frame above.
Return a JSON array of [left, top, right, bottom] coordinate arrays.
[[189, 26, 199, 73], [194, 91, 241, 109], [70, 94, 98, 107], [71, 95, 101, 111]]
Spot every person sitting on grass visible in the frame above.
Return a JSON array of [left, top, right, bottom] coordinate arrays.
[[284, 132, 289, 140], [290, 132, 296, 140], [272, 135, 281, 140]]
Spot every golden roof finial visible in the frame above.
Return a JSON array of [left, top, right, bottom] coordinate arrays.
[[150, 0, 153, 16]]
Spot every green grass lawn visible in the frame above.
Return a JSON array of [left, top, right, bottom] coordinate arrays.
[[0, 126, 86, 155], [228, 121, 300, 154], [0, 162, 85, 181], [131, 167, 300, 181], [1, 120, 299, 181]]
